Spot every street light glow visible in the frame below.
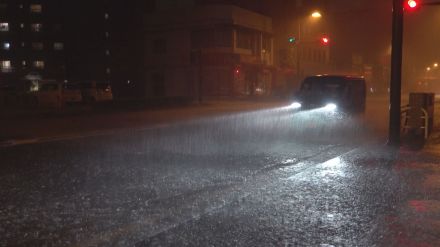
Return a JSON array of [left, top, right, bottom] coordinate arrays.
[[427, 67, 431, 71], [311, 11, 322, 18], [434, 63, 438, 68]]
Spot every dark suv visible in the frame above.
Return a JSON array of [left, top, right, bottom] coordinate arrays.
[[292, 75, 366, 113]]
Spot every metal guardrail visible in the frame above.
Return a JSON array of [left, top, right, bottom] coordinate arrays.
[[401, 104, 429, 139]]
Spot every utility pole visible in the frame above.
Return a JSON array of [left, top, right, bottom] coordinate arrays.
[[388, 0, 404, 146], [198, 50, 202, 104]]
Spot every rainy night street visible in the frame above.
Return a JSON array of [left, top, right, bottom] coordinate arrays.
[[4, 0, 440, 245], [2, 97, 429, 246]]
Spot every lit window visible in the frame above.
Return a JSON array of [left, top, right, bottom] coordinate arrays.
[[22, 60, 26, 66], [105, 49, 110, 56], [106, 68, 111, 74], [1, 60, 12, 72], [20, 23, 25, 28], [19, 4, 24, 9], [54, 42, 64, 50], [33, 60, 44, 69], [30, 4, 42, 13], [31, 42, 44, 50], [0, 22, 9, 31], [21, 42, 25, 47], [104, 13, 109, 19], [31, 23, 42, 32], [2, 42, 10, 50], [105, 32, 109, 38]]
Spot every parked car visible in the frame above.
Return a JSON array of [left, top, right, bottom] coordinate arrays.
[[78, 81, 113, 103], [35, 81, 63, 108], [62, 83, 82, 104], [291, 75, 366, 114]]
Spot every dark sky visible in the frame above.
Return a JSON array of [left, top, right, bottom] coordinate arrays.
[[262, 0, 440, 80], [149, 0, 440, 81], [404, 5, 440, 76]]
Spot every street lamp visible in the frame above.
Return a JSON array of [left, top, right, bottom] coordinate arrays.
[[295, 11, 324, 78], [311, 11, 322, 19], [427, 67, 431, 71], [434, 63, 438, 68]]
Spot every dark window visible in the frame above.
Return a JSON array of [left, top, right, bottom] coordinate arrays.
[[153, 39, 167, 54], [215, 29, 232, 47], [32, 42, 44, 50], [262, 35, 271, 52], [54, 42, 64, 50], [40, 84, 59, 91], [237, 29, 252, 49], [192, 29, 232, 48], [64, 84, 79, 90], [152, 73, 165, 97]]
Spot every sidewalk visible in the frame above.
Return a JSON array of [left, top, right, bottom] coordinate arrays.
[[389, 134, 440, 246], [0, 99, 288, 146]]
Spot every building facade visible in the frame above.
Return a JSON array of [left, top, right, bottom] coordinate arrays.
[[145, 3, 273, 100], [0, 0, 66, 85]]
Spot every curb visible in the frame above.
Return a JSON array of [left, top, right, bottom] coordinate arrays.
[[0, 123, 176, 148], [0, 138, 39, 148]]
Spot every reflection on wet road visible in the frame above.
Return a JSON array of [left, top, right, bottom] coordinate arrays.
[[0, 103, 401, 246]]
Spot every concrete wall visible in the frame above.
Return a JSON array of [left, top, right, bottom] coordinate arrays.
[[145, 4, 274, 99]]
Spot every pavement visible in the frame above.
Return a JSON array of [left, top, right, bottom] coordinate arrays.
[[2, 97, 440, 245], [387, 135, 440, 246], [0, 99, 287, 147]]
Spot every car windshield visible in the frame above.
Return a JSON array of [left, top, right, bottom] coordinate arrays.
[[301, 77, 346, 96], [2, 1, 440, 246]]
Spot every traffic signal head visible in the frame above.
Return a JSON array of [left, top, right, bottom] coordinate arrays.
[[288, 37, 297, 44], [405, 0, 420, 11], [321, 36, 330, 45]]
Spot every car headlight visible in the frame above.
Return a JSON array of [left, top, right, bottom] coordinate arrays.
[[324, 103, 337, 111], [291, 102, 302, 109]]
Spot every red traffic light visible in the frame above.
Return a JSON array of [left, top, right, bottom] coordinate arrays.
[[405, 0, 420, 10], [321, 36, 330, 45]]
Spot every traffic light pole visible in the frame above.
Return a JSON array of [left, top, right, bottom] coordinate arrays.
[[388, 0, 404, 146], [198, 50, 202, 103]]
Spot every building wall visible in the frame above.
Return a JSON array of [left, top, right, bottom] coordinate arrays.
[[145, 4, 273, 100], [64, 0, 146, 99], [0, 0, 66, 85]]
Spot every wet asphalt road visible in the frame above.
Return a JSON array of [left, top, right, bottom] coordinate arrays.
[[0, 104, 406, 246]]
